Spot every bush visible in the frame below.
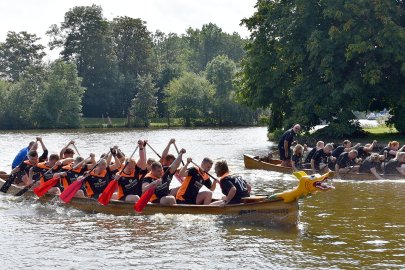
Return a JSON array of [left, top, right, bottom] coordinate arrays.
[[388, 106, 405, 134]]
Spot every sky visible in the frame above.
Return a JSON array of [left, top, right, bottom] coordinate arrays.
[[0, 0, 257, 59]]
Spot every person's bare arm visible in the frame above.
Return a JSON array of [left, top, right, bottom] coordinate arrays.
[[160, 138, 175, 163], [169, 148, 186, 174], [137, 140, 147, 170], [370, 167, 383, 180], [284, 140, 289, 157], [178, 157, 191, 177]]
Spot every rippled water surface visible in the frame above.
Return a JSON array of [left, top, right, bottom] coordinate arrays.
[[0, 127, 404, 269]]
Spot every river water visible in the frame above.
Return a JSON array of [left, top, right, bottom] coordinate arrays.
[[0, 127, 403, 269]]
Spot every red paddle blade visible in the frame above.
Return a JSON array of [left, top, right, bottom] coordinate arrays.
[[134, 188, 155, 213], [33, 176, 60, 197], [98, 180, 118, 206], [60, 179, 83, 203]]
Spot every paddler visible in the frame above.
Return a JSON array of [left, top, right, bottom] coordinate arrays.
[[57, 154, 96, 194], [28, 154, 72, 194], [210, 160, 251, 206], [176, 157, 218, 205], [112, 140, 148, 202], [84, 149, 121, 199], [142, 148, 186, 205], [278, 124, 301, 167]]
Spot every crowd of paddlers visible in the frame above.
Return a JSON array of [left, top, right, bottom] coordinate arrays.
[[2, 137, 253, 209], [271, 124, 405, 179]]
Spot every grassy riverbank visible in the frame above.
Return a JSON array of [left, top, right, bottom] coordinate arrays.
[[81, 117, 184, 128]]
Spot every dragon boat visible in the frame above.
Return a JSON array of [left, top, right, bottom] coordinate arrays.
[[0, 171, 334, 226], [244, 154, 404, 181]]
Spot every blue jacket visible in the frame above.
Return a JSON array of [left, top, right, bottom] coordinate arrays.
[[12, 147, 29, 169]]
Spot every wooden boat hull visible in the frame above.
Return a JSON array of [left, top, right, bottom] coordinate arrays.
[[243, 154, 404, 181], [244, 154, 312, 174], [0, 177, 299, 226]]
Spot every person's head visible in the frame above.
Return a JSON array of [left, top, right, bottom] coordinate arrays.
[[396, 151, 405, 162], [28, 141, 35, 149], [388, 141, 400, 151], [343, 140, 351, 148], [214, 160, 229, 177], [364, 143, 372, 152], [348, 150, 358, 160], [146, 158, 155, 171], [98, 159, 108, 171], [316, 141, 325, 149], [292, 124, 301, 134], [323, 144, 334, 154], [73, 156, 84, 166], [164, 154, 176, 166], [370, 153, 381, 163], [151, 162, 164, 178], [200, 157, 213, 172], [293, 144, 304, 155], [63, 148, 75, 158], [48, 154, 60, 166], [125, 158, 137, 171], [28, 150, 38, 164]]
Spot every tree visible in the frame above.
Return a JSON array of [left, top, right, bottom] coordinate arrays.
[[130, 74, 158, 127], [0, 66, 46, 129], [238, 0, 405, 136], [152, 31, 186, 118], [32, 60, 85, 128], [112, 16, 154, 112], [0, 31, 45, 82], [206, 55, 257, 125], [165, 72, 215, 126], [47, 5, 119, 117], [185, 23, 247, 72]]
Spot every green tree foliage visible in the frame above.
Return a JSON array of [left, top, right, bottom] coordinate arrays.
[[185, 23, 246, 72], [165, 72, 215, 126], [47, 5, 119, 117], [32, 61, 85, 128], [152, 31, 187, 118], [130, 74, 158, 127], [238, 0, 405, 136], [206, 55, 257, 125], [112, 17, 154, 112], [0, 31, 45, 82], [0, 61, 84, 129]]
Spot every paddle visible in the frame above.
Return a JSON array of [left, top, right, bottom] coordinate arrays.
[[15, 165, 58, 196], [33, 175, 60, 197], [60, 156, 103, 203], [146, 142, 183, 183], [98, 145, 139, 206], [0, 174, 16, 193], [174, 143, 185, 166], [146, 142, 162, 159], [72, 143, 81, 157]]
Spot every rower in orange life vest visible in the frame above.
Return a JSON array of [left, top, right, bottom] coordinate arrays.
[[57, 154, 96, 197], [11, 137, 48, 185], [28, 154, 73, 195], [159, 138, 184, 196], [59, 140, 76, 159], [210, 160, 252, 206], [110, 140, 148, 202], [84, 149, 121, 199], [176, 157, 218, 205], [142, 148, 186, 206], [10, 150, 41, 186]]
